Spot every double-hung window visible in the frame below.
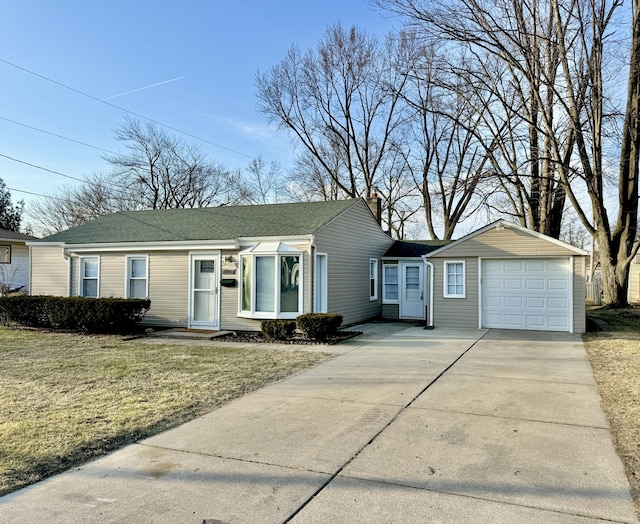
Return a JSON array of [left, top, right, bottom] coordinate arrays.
[[369, 258, 378, 300], [79, 256, 99, 298], [126, 255, 148, 298], [239, 243, 303, 319], [383, 263, 399, 303], [0, 245, 10, 264], [444, 260, 465, 298]]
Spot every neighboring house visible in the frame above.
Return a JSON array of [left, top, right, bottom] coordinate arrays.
[[381, 220, 587, 333], [629, 257, 640, 304], [0, 228, 36, 294], [28, 198, 394, 330]]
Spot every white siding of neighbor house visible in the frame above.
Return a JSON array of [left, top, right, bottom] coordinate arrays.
[[429, 227, 587, 333], [30, 246, 69, 296], [0, 242, 31, 292], [629, 261, 640, 304], [314, 200, 394, 326]]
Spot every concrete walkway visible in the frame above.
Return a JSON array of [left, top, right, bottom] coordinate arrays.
[[0, 324, 636, 523]]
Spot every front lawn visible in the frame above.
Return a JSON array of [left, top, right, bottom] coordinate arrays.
[[0, 328, 331, 496], [584, 308, 640, 518]]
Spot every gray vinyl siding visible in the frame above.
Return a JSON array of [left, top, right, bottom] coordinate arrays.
[[382, 304, 400, 320], [30, 246, 69, 296], [435, 227, 579, 258], [431, 258, 479, 330], [314, 200, 394, 326], [573, 257, 586, 333], [145, 251, 189, 327], [68, 251, 189, 327]]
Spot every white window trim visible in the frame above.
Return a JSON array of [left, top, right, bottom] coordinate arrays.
[[443, 260, 466, 299], [78, 256, 100, 298], [125, 254, 149, 299], [238, 243, 304, 320], [0, 245, 10, 264], [314, 252, 328, 313], [382, 262, 399, 304], [369, 258, 379, 301]]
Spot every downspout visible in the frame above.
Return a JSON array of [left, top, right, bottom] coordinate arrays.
[[423, 257, 434, 329], [63, 249, 71, 297]]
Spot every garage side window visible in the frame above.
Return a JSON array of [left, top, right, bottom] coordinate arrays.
[[444, 261, 465, 298], [79, 257, 99, 298]]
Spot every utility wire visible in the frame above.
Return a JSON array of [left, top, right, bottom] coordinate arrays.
[[0, 153, 85, 183], [6, 186, 66, 201], [0, 57, 255, 160], [0, 116, 118, 155]]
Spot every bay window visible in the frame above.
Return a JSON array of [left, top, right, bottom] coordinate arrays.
[[239, 243, 303, 319]]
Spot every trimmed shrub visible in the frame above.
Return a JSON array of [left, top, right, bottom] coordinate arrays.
[[0, 295, 151, 334], [261, 319, 296, 341], [296, 313, 343, 341]]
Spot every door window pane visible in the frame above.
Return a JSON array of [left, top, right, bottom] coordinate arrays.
[[405, 266, 420, 300]]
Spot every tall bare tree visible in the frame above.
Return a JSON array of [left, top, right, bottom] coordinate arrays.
[[31, 116, 236, 234], [377, 0, 640, 306], [256, 24, 410, 207]]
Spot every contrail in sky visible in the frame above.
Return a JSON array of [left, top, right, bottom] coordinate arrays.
[[100, 76, 184, 101]]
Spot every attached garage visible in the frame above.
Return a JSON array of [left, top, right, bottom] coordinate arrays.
[[481, 258, 572, 332], [425, 221, 587, 334]]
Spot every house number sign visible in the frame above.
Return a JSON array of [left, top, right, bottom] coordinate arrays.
[[222, 255, 238, 276]]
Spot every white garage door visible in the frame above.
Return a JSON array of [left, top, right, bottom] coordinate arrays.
[[482, 258, 571, 332]]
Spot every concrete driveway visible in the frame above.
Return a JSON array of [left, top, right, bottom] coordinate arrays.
[[0, 324, 636, 523]]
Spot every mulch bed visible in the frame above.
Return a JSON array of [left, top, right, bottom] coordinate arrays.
[[216, 330, 362, 345]]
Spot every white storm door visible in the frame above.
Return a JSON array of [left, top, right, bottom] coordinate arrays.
[[401, 263, 425, 319], [190, 254, 219, 329]]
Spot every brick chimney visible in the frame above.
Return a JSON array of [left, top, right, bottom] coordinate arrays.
[[366, 187, 381, 225]]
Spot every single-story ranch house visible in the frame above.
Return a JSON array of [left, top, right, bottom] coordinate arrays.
[[28, 198, 587, 333], [0, 227, 36, 294]]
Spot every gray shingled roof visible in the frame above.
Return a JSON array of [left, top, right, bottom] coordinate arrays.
[[35, 199, 362, 244], [0, 228, 37, 241], [384, 240, 452, 257]]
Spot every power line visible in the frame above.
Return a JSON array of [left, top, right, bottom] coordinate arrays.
[[0, 153, 85, 183], [6, 186, 66, 201], [0, 57, 255, 160], [0, 116, 117, 155]]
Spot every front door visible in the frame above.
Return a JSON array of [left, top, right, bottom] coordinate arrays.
[[190, 254, 219, 329], [401, 263, 425, 319]]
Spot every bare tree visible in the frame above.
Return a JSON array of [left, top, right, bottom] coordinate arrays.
[[104, 116, 233, 210], [231, 157, 285, 205], [256, 23, 410, 203], [377, 0, 640, 306], [28, 173, 118, 235]]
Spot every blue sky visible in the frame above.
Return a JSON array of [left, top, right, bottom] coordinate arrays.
[[1, 1, 397, 213]]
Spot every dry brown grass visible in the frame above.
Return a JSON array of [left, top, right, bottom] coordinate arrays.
[[0, 327, 331, 496], [584, 311, 640, 518]]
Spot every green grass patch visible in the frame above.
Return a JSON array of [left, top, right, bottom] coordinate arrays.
[[0, 328, 331, 496]]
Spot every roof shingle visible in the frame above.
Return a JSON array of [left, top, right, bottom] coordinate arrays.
[[35, 199, 361, 244]]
